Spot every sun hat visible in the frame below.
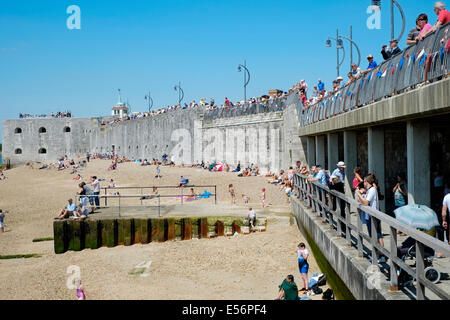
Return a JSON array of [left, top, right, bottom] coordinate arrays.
[[337, 161, 346, 168]]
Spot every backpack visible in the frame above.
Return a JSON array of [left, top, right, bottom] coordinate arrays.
[[322, 289, 335, 300], [311, 285, 323, 295], [317, 274, 327, 287]]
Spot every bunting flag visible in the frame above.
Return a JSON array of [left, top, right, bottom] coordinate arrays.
[[376, 70, 382, 78], [347, 91, 351, 96], [408, 55, 412, 67], [426, 54, 434, 72], [391, 64, 396, 75], [417, 49, 425, 61], [360, 80, 364, 87], [367, 73, 372, 83], [419, 54, 427, 67], [382, 68, 387, 77], [441, 47, 445, 60], [399, 57, 405, 70], [446, 39, 450, 52], [412, 54, 416, 63]]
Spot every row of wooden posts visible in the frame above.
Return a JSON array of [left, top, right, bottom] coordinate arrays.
[[53, 217, 265, 254]]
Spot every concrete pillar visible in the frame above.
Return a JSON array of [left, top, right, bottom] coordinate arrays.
[[307, 136, 316, 168], [327, 133, 339, 173], [343, 131, 358, 199], [368, 127, 386, 212], [407, 121, 430, 206], [315, 135, 326, 168]]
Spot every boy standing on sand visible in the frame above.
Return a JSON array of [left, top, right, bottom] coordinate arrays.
[[155, 165, 162, 179], [0, 210, 5, 233], [242, 194, 250, 204], [248, 207, 256, 232]]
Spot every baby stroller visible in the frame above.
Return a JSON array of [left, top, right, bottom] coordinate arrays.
[[397, 237, 441, 285]]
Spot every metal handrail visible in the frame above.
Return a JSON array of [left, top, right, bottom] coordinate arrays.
[[77, 185, 217, 216], [293, 173, 450, 300]]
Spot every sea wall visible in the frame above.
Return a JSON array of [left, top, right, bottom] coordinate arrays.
[[2, 117, 99, 164], [3, 107, 296, 173]]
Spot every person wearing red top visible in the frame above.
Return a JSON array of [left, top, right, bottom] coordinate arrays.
[[419, 1, 450, 40]]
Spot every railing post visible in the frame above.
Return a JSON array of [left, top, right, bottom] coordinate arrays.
[[357, 205, 364, 257], [118, 195, 121, 218], [370, 215, 378, 265], [104, 188, 107, 207], [181, 187, 184, 205], [389, 226, 399, 292], [158, 195, 161, 217], [345, 202, 351, 246], [335, 194, 342, 236], [215, 186, 217, 205], [140, 187, 143, 206], [416, 241, 425, 300]]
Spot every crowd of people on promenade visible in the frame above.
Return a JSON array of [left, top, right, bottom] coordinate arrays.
[[19, 111, 72, 119], [294, 1, 450, 111]]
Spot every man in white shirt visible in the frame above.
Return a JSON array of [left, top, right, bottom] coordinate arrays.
[[351, 63, 362, 79], [90, 176, 100, 209]]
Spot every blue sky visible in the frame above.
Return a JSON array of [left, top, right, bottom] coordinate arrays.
[[0, 0, 438, 141]]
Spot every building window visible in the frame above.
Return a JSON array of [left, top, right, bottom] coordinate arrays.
[[39, 127, 47, 133], [64, 127, 71, 133], [15, 148, 22, 155], [15, 128, 22, 134], [38, 148, 47, 154]]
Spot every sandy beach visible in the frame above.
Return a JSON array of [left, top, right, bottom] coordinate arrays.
[[0, 160, 327, 300]]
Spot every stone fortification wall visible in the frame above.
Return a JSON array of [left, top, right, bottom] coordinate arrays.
[[3, 108, 294, 173]]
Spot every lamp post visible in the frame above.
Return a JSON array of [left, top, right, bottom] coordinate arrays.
[[174, 82, 184, 105], [145, 92, 153, 113], [371, 0, 406, 42], [326, 29, 346, 77], [326, 28, 361, 75], [237, 60, 251, 102]]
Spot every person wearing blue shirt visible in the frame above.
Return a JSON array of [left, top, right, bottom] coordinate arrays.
[[178, 176, 189, 187], [362, 55, 378, 75], [74, 204, 89, 220], [55, 199, 77, 219], [317, 79, 325, 93], [331, 161, 346, 187], [308, 165, 328, 186]]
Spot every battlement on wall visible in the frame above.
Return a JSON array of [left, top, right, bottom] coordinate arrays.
[[53, 216, 268, 254]]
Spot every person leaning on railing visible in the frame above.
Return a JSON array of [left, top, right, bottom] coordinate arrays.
[[419, 1, 450, 41], [407, 14, 433, 45], [355, 174, 387, 263]]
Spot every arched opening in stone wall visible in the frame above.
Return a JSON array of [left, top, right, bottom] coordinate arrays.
[[15, 148, 22, 155], [39, 127, 47, 133], [64, 127, 71, 133], [15, 128, 22, 134], [38, 148, 47, 154]]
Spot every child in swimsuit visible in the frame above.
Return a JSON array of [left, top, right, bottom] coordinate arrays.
[[229, 184, 236, 204], [260, 188, 266, 208], [242, 194, 250, 204]]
